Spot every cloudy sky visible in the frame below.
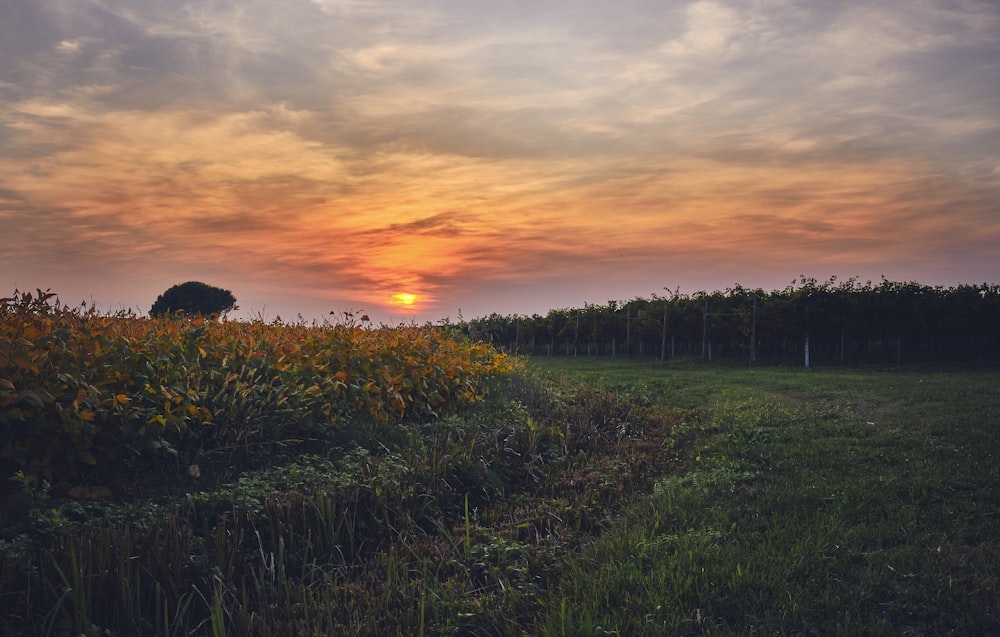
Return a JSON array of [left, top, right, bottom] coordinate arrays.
[[2, 0, 998, 323]]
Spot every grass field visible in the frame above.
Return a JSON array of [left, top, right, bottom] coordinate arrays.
[[3, 353, 998, 635], [529, 357, 1000, 635]]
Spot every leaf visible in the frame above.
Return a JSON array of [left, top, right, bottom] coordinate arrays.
[[148, 414, 168, 427]]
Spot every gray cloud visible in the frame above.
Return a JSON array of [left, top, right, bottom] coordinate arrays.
[[1, 0, 998, 320]]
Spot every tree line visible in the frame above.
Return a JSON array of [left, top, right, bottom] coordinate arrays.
[[457, 277, 1000, 366]]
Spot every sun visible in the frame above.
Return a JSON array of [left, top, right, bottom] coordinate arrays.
[[391, 292, 418, 307]]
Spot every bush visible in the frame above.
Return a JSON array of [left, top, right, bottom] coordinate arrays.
[[149, 281, 236, 317]]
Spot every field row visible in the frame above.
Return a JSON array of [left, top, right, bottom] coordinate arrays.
[[0, 290, 516, 486]]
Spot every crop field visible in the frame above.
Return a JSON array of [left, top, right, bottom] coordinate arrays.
[[2, 295, 998, 635]]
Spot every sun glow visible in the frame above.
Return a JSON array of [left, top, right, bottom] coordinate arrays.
[[391, 292, 418, 307]]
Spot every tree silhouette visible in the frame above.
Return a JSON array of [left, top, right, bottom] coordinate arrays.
[[150, 281, 236, 317], [457, 279, 1000, 364]]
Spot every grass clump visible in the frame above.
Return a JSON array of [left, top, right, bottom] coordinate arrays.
[[0, 365, 691, 636]]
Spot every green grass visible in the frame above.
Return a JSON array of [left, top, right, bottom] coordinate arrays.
[[530, 357, 1000, 635], [3, 357, 998, 635]]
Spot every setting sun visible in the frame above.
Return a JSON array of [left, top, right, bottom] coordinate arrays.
[[1, 1, 997, 325], [392, 293, 418, 307]]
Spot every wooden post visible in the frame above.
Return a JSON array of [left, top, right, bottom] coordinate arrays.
[[575, 312, 580, 357], [750, 295, 757, 366], [637, 308, 643, 356], [661, 301, 668, 361], [702, 301, 709, 361], [803, 304, 809, 368], [626, 303, 632, 359]]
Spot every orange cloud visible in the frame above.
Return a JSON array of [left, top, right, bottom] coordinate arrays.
[[3, 0, 999, 324]]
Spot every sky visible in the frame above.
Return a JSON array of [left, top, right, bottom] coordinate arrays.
[[2, 0, 999, 324]]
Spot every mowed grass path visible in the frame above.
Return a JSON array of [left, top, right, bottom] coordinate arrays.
[[529, 358, 1000, 636]]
